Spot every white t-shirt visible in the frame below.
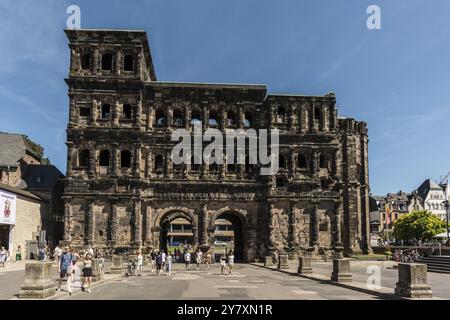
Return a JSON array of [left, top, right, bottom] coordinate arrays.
[[184, 252, 191, 262], [161, 252, 166, 263], [137, 255, 143, 266], [228, 255, 234, 265]]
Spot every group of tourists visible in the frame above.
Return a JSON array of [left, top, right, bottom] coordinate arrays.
[[147, 249, 174, 276], [219, 249, 235, 275], [56, 245, 104, 296], [392, 249, 420, 263]]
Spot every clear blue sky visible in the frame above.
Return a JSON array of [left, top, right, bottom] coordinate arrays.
[[1, 0, 450, 195]]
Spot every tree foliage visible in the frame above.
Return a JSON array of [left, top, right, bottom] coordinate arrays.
[[393, 210, 446, 242]]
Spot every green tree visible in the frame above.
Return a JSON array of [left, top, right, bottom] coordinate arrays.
[[393, 210, 446, 242]]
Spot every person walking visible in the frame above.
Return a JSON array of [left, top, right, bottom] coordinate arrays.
[[205, 251, 211, 271], [161, 250, 167, 271], [0, 247, 7, 267], [136, 251, 143, 276], [53, 246, 62, 265], [82, 251, 93, 293], [227, 250, 234, 275], [184, 250, 191, 270], [155, 251, 163, 276], [57, 247, 73, 295], [220, 254, 227, 275], [196, 249, 203, 270], [71, 250, 80, 284], [166, 251, 173, 276], [15, 245, 22, 262]]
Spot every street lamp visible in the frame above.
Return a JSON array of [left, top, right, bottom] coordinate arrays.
[[442, 200, 450, 246]]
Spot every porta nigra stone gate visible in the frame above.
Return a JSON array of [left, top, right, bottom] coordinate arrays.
[[62, 29, 371, 261]]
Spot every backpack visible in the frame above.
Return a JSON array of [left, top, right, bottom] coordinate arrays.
[[156, 255, 162, 264]]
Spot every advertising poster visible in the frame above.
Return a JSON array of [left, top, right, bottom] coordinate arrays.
[[0, 189, 17, 225]]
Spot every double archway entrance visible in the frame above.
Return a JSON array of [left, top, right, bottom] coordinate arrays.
[[158, 210, 245, 262]]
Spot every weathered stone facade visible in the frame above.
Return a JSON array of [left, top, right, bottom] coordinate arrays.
[[62, 29, 371, 261]]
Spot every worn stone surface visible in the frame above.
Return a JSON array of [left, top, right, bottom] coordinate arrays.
[[331, 259, 352, 282], [19, 261, 55, 298], [61, 29, 371, 261], [109, 255, 123, 274], [298, 256, 313, 274], [395, 263, 433, 298], [91, 258, 104, 282], [264, 255, 273, 266], [278, 254, 289, 269]]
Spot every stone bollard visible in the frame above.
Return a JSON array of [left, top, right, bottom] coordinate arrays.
[[395, 263, 432, 298], [19, 261, 55, 298], [264, 255, 273, 266], [110, 255, 123, 274], [91, 259, 104, 282], [278, 254, 289, 269], [297, 256, 313, 274], [331, 258, 352, 282]]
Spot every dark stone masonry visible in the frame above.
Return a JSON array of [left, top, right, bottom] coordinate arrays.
[[61, 29, 371, 261]]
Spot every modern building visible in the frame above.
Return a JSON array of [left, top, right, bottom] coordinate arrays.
[[62, 29, 371, 260], [0, 132, 64, 259]]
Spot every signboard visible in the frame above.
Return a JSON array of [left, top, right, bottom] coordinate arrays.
[[0, 189, 17, 225]]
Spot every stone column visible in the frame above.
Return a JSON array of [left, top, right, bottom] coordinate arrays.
[[238, 105, 244, 129], [115, 49, 122, 75], [268, 203, 277, 252], [145, 149, 152, 178], [147, 104, 154, 130], [107, 199, 118, 246], [87, 198, 95, 245], [310, 204, 319, 247], [133, 198, 142, 247], [334, 201, 343, 246], [165, 150, 173, 178], [137, 51, 143, 79], [201, 203, 208, 245], [68, 95, 76, 127], [289, 201, 299, 258], [19, 261, 55, 298], [66, 143, 74, 176], [62, 196, 72, 242], [290, 151, 296, 176], [88, 143, 96, 177], [91, 99, 98, 126], [145, 203, 153, 246], [93, 47, 99, 74], [167, 106, 173, 130], [134, 144, 141, 176], [395, 263, 432, 298], [113, 100, 120, 126], [135, 99, 142, 129], [112, 143, 119, 176]]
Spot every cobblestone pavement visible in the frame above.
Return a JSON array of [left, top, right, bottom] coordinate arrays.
[[54, 263, 381, 300]]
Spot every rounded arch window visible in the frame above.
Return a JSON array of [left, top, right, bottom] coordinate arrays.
[[244, 111, 253, 128], [319, 154, 328, 168], [101, 53, 113, 70], [120, 150, 131, 168], [298, 154, 307, 168], [155, 109, 165, 126], [79, 149, 90, 167], [99, 150, 110, 167], [81, 54, 91, 70], [208, 111, 219, 127], [191, 110, 201, 125], [124, 55, 134, 71], [155, 154, 164, 171], [173, 109, 184, 127]]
